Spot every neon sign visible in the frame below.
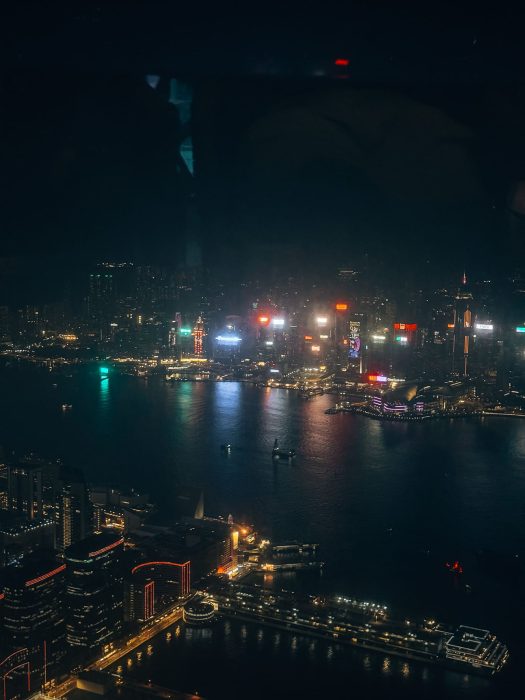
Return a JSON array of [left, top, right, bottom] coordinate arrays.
[[368, 374, 388, 382]]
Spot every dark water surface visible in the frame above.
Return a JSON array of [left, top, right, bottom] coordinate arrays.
[[0, 364, 523, 697]]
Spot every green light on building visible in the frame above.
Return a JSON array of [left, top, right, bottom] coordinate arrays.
[[516, 327, 525, 333], [179, 328, 192, 336]]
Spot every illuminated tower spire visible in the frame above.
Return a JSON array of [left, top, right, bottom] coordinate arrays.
[[193, 315, 205, 356], [452, 272, 473, 375]]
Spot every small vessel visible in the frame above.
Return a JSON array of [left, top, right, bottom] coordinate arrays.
[[220, 444, 232, 453], [61, 404, 73, 411], [445, 560, 463, 574], [272, 439, 296, 460]]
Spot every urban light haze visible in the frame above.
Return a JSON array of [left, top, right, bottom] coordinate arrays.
[[1, 5, 524, 700]]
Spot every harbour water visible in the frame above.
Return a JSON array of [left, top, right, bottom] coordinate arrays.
[[0, 363, 523, 697]]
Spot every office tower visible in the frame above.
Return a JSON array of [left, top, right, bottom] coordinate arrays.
[[193, 315, 205, 355], [452, 272, 474, 376], [65, 532, 124, 651], [0, 305, 10, 343], [57, 468, 93, 552], [7, 463, 43, 520], [125, 560, 190, 624], [87, 271, 114, 338], [2, 557, 66, 689], [0, 513, 55, 567]]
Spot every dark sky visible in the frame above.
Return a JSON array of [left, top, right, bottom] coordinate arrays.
[[2, 4, 525, 297]]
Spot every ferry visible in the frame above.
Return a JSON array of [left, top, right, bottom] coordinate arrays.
[[299, 387, 324, 399]]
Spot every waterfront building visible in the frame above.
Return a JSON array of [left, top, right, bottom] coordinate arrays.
[[2, 557, 66, 688], [452, 273, 474, 376], [65, 532, 124, 651], [193, 315, 205, 356], [183, 599, 216, 625], [124, 559, 190, 624]]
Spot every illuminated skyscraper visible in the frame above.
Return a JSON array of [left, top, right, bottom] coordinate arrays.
[[87, 273, 113, 338], [65, 532, 124, 651], [452, 272, 474, 376], [193, 315, 205, 356], [2, 557, 67, 688], [7, 463, 43, 520], [57, 468, 93, 552]]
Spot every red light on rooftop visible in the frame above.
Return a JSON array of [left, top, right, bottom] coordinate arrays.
[[89, 537, 124, 558], [25, 564, 66, 588], [335, 303, 348, 311], [258, 315, 270, 326], [334, 58, 349, 66]]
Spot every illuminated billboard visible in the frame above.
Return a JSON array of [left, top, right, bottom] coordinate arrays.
[[311, 345, 321, 352], [516, 327, 525, 333], [475, 323, 493, 331], [179, 327, 192, 336], [335, 303, 348, 311], [368, 374, 388, 382], [348, 336, 361, 358], [272, 318, 285, 328], [394, 323, 417, 331], [316, 317, 328, 326], [215, 334, 241, 345], [258, 315, 270, 326]]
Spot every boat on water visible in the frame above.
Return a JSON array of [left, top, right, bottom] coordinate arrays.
[[61, 404, 73, 411], [299, 387, 324, 400], [220, 443, 232, 453], [272, 439, 296, 460]]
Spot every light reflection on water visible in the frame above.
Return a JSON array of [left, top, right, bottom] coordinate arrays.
[[0, 369, 522, 698], [113, 616, 501, 700]]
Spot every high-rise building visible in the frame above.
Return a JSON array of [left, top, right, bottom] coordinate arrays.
[[87, 272, 114, 338], [452, 273, 474, 376], [2, 557, 67, 688], [7, 463, 43, 520], [57, 468, 93, 552], [0, 513, 55, 567], [0, 305, 10, 343], [193, 315, 205, 356], [124, 560, 190, 624], [65, 532, 124, 651]]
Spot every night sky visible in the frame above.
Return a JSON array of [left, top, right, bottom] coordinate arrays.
[[3, 4, 525, 299]]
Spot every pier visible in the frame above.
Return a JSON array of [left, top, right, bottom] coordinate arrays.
[[201, 581, 508, 677]]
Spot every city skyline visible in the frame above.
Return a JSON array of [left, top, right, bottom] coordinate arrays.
[[1, 5, 524, 699]]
